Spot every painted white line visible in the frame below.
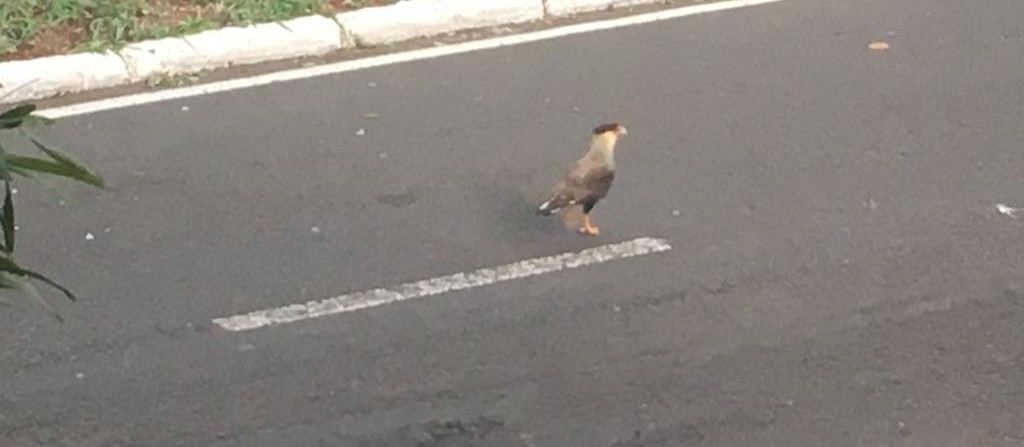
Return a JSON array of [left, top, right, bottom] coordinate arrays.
[[212, 237, 671, 332], [40, 0, 788, 119]]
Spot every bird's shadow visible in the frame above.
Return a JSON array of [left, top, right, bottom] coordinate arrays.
[[467, 172, 568, 246]]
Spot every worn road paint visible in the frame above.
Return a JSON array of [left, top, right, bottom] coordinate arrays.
[[213, 237, 672, 332]]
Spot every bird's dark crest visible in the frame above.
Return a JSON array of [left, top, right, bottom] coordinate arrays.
[[592, 123, 621, 135]]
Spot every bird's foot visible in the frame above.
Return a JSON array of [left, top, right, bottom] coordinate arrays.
[[578, 225, 600, 236]]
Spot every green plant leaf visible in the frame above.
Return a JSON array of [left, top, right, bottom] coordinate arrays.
[[0, 142, 12, 182], [0, 254, 78, 303], [6, 162, 75, 202], [0, 272, 63, 322], [5, 155, 99, 199], [19, 114, 55, 128], [27, 139, 104, 188], [5, 164, 34, 179], [7, 155, 79, 178], [0, 104, 37, 129], [2, 182, 13, 254]]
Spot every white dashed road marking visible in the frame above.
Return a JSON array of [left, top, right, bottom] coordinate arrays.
[[213, 237, 671, 332], [40, 0, 789, 119]]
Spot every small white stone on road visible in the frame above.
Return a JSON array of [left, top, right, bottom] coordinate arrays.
[[868, 41, 890, 50], [85, 232, 95, 241], [181, 106, 190, 111], [996, 203, 1020, 219], [671, 210, 681, 216], [310, 226, 321, 233], [356, 128, 366, 136], [368, 82, 377, 88], [75, 373, 84, 379]]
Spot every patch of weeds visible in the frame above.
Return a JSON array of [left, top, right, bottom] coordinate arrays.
[[176, 15, 216, 35], [77, 0, 153, 52], [0, 0, 44, 54], [1, 0, 396, 61], [202, 0, 325, 25], [144, 71, 201, 89], [45, 0, 86, 22]]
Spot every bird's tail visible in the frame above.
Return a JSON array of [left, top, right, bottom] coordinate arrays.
[[537, 198, 558, 216]]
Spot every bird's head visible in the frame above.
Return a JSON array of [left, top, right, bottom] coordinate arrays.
[[592, 123, 628, 137], [591, 123, 627, 154]]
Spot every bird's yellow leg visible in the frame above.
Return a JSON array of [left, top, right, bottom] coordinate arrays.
[[579, 214, 600, 235]]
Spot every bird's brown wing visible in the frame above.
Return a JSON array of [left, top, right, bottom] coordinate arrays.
[[580, 166, 615, 203], [542, 158, 614, 212]]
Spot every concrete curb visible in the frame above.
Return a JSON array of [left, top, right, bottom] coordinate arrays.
[[0, 52, 131, 103], [0, 0, 662, 105], [336, 0, 545, 47], [545, 0, 664, 16]]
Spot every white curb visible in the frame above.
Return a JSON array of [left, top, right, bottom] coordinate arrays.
[[336, 0, 544, 47], [0, 0, 663, 105], [183, 16, 347, 70], [0, 52, 130, 104], [119, 37, 206, 81], [545, 0, 663, 17], [120, 16, 347, 81]]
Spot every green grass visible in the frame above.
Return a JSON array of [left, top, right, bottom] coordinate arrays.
[[211, 0, 325, 25], [0, 0, 392, 60]]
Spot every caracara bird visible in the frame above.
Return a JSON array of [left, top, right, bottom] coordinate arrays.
[[536, 123, 628, 235]]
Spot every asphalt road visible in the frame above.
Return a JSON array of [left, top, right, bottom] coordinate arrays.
[[3, 0, 1024, 445]]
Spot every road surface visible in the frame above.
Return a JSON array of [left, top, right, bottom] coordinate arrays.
[[3, 0, 1024, 445]]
